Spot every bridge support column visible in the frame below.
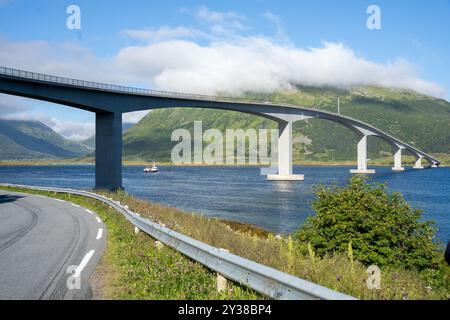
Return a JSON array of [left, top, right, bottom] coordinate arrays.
[[350, 135, 375, 174], [267, 121, 304, 181], [392, 147, 405, 171], [413, 156, 424, 169], [95, 112, 122, 190]]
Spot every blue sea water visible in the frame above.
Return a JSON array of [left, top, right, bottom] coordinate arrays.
[[0, 165, 448, 242]]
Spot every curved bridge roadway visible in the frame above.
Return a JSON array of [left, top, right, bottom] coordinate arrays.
[[0, 66, 441, 189], [0, 190, 105, 299]]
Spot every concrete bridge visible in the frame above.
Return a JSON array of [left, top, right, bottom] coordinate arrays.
[[0, 66, 440, 190]]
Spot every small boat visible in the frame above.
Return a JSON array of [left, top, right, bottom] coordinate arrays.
[[144, 164, 159, 173]]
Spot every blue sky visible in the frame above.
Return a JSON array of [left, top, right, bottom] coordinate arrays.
[[0, 0, 449, 139]]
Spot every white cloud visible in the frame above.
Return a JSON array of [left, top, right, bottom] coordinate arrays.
[[44, 117, 94, 141], [0, 4, 447, 142], [1, 36, 446, 119], [0, 8, 444, 98], [197, 6, 246, 26], [0, 38, 125, 84], [0, 94, 31, 116], [115, 38, 446, 97], [196, 6, 248, 37], [262, 11, 291, 44]]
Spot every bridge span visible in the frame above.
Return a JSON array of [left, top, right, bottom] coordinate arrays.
[[0, 66, 440, 190]]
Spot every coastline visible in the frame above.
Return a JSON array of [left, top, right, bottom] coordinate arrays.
[[0, 160, 450, 168], [1, 154, 449, 167]]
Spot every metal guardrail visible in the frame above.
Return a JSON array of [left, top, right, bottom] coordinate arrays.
[[0, 183, 356, 300], [0, 66, 263, 104]]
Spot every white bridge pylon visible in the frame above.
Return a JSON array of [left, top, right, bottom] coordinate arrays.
[[392, 146, 405, 172], [267, 120, 305, 181], [268, 121, 433, 181]]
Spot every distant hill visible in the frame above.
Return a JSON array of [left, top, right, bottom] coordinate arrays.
[[123, 86, 450, 162], [80, 135, 95, 150], [0, 119, 91, 160], [80, 122, 135, 150]]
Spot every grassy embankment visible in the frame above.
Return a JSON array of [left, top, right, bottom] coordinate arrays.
[[1, 185, 448, 300], [0, 186, 261, 300]]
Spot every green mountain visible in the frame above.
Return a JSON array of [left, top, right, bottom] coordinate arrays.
[[80, 135, 95, 150], [123, 86, 450, 162], [0, 119, 91, 160]]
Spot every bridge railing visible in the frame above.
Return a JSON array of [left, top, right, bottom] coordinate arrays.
[[0, 66, 263, 104], [0, 66, 441, 165]]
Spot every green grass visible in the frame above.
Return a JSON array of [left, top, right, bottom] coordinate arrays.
[[0, 186, 261, 300]]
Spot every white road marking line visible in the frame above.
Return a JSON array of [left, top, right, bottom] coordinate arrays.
[[85, 209, 93, 214], [96, 228, 103, 240], [74, 250, 95, 278], [96, 217, 102, 223], [71, 203, 80, 208], [54, 199, 65, 202]]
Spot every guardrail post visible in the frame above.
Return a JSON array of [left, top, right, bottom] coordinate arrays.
[[217, 248, 229, 292]]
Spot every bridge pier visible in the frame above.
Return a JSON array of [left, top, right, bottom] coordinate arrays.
[[413, 156, 424, 169], [267, 121, 304, 181], [392, 147, 405, 171], [95, 112, 123, 190], [350, 135, 375, 174]]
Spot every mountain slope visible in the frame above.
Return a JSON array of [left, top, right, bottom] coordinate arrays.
[[123, 86, 450, 162], [0, 119, 91, 160]]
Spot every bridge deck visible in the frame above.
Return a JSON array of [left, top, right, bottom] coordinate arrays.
[[0, 66, 441, 167]]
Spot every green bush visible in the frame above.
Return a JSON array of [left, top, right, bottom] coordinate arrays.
[[296, 176, 439, 270]]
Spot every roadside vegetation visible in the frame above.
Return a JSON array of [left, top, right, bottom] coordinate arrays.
[[0, 186, 261, 300], [1, 179, 449, 300], [297, 177, 438, 270], [99, 178, 449, 300]]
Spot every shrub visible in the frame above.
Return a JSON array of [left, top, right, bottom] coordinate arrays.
[[296, 176, 438, 270]]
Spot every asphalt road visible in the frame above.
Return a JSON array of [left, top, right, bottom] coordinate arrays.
[[0, 190, 105, 300]]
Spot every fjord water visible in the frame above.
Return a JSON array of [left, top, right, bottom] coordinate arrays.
[[1, 165, 449, 242]]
